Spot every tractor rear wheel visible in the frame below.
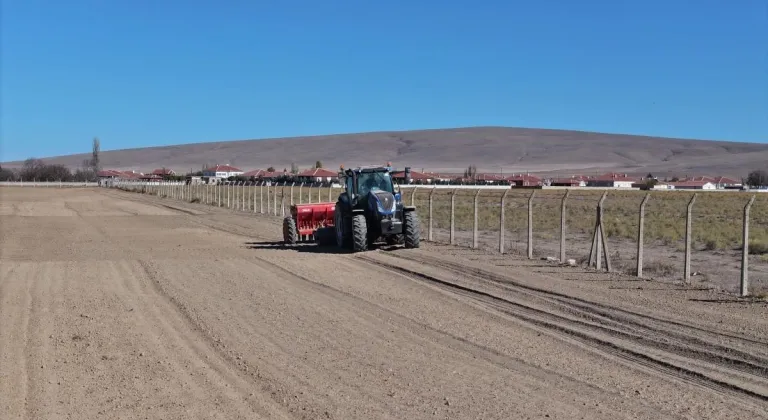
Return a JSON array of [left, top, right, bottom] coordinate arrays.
[[404, 211, 420, 249], [351, 214, 368, 252], [283, 216, 298, 245]]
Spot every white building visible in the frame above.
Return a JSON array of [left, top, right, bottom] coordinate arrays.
[[202, 164, 244, 179], [669, 181, 717, 190]]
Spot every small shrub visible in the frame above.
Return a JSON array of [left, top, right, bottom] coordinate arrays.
[[748, 240, 768, 255], [643, 261, 677, 277], [190, 197, 200, 203]]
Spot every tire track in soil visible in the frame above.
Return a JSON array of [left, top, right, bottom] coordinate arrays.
[[354, 252, 768, 409], [123, 260, 291, 419], [61, 192, 291, 419], [394, 251, 768, 355], [238, 252, 674, 418]]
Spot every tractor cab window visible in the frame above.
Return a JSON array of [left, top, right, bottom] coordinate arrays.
[[356, 171, 394, 197]]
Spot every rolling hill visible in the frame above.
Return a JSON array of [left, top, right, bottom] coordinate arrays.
[[4, 127, 767, 178]]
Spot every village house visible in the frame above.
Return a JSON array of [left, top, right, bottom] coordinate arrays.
[[668, 180, 717, 190], [587, 173, 638, 188], [242, 169, 266, 179], [202, 164, 243, 179], [295, 168, 338, 184], [391, 170, 436, 184], [507, 174, 542, 187], [151, 168, 176, 177], [548, 178, 587, 187]]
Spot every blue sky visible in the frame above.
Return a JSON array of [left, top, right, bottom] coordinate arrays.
[[1, 0, 766, 161]]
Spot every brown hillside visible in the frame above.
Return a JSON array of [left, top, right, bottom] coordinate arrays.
[[4, 126, 767, 177]]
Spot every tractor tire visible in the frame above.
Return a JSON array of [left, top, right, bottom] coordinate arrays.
[[315, 226, 335, 247], [351, 214, 368, 252], [334, 204, 352, 249], [404, 211, 421, 249], [283, 216, 298, 245]]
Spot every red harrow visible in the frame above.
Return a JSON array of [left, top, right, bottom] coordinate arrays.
[[282, 202, 336, 245]]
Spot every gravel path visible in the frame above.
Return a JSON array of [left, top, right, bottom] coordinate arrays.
[[1, 187, 766, 419]]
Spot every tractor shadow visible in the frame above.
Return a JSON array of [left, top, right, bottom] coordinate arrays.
[[244, 241, 401, 254]]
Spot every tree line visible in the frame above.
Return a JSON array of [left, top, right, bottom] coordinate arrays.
[[0, 138, 102, 182]]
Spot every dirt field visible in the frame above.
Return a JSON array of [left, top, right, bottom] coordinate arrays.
[[1, 187, 767, 419]]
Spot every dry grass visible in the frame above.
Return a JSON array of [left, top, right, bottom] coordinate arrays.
[[120, 185, 768, 252], [405, 188, 768, 252]]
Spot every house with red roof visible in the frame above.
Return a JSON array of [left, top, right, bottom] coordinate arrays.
[[296, 168, 338, 184], [668, 180, 717, 190], [202, 164, 243, 178], [506, 174, 542, 187], [151, 168, 176, 176]]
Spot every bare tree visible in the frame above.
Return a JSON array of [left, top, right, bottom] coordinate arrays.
[[91, 137, 101, 172]]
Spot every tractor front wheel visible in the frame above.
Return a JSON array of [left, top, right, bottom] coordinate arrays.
[[404, 211, 420, 249], [351, 214, 368, 252], [283, 216, 298, 245]]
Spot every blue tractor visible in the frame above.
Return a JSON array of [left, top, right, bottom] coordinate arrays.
[[333, 164, 420, 252]]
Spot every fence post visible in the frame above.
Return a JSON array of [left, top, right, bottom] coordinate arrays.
[[428, 188, 437, 241], [275, 183, 280, 215], [290, 183, 295, 205], [267, 185, 271, 215], [260, 183, 264, 213], [740, 195, 756, 297], [684, 193, 697, 283], [411, 187, 418, 206], [299, 184, 304, 204], [328, 185, 333, 202], [499, 189, 510, 253], [636, 193, 651, 278], [560, 190, 570, 262], [317, 184, 321, 203], [527, 190, 536, 259], [450, 189, 457, 245], [588, 192, 611, 271], [473, 189, 481, 248]]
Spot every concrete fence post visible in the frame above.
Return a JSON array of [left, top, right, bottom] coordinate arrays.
[[411, 187, 418, 207], [636, 193, 651, 278], [267, 185, 271, 215], [588, 192, 611, 271], [275, 183, 280, 215], [560, 190, 570, 262], [527, 190, 536, 259], [299, 184, 304, 204], [290, 183, 295, 205], [428, 188, 437, 241], [317, 184, 321, 203], [260, 183, 264, 213], [499, 189, 510, 254], [450, 189, 458, 245], [684, 193, 697, 283], [473, 189, 481, 248], [740, 195, 757, 297]]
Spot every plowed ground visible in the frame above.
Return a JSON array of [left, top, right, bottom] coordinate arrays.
[[1, 187, 766, 420]]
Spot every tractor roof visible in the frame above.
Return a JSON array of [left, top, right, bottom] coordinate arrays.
[[350, 165, 391, 173]]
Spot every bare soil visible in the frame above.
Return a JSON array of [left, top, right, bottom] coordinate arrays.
[[1, 187, 767, 419]]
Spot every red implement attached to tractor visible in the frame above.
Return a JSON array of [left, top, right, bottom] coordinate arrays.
[[283, 202, 336, 245]]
